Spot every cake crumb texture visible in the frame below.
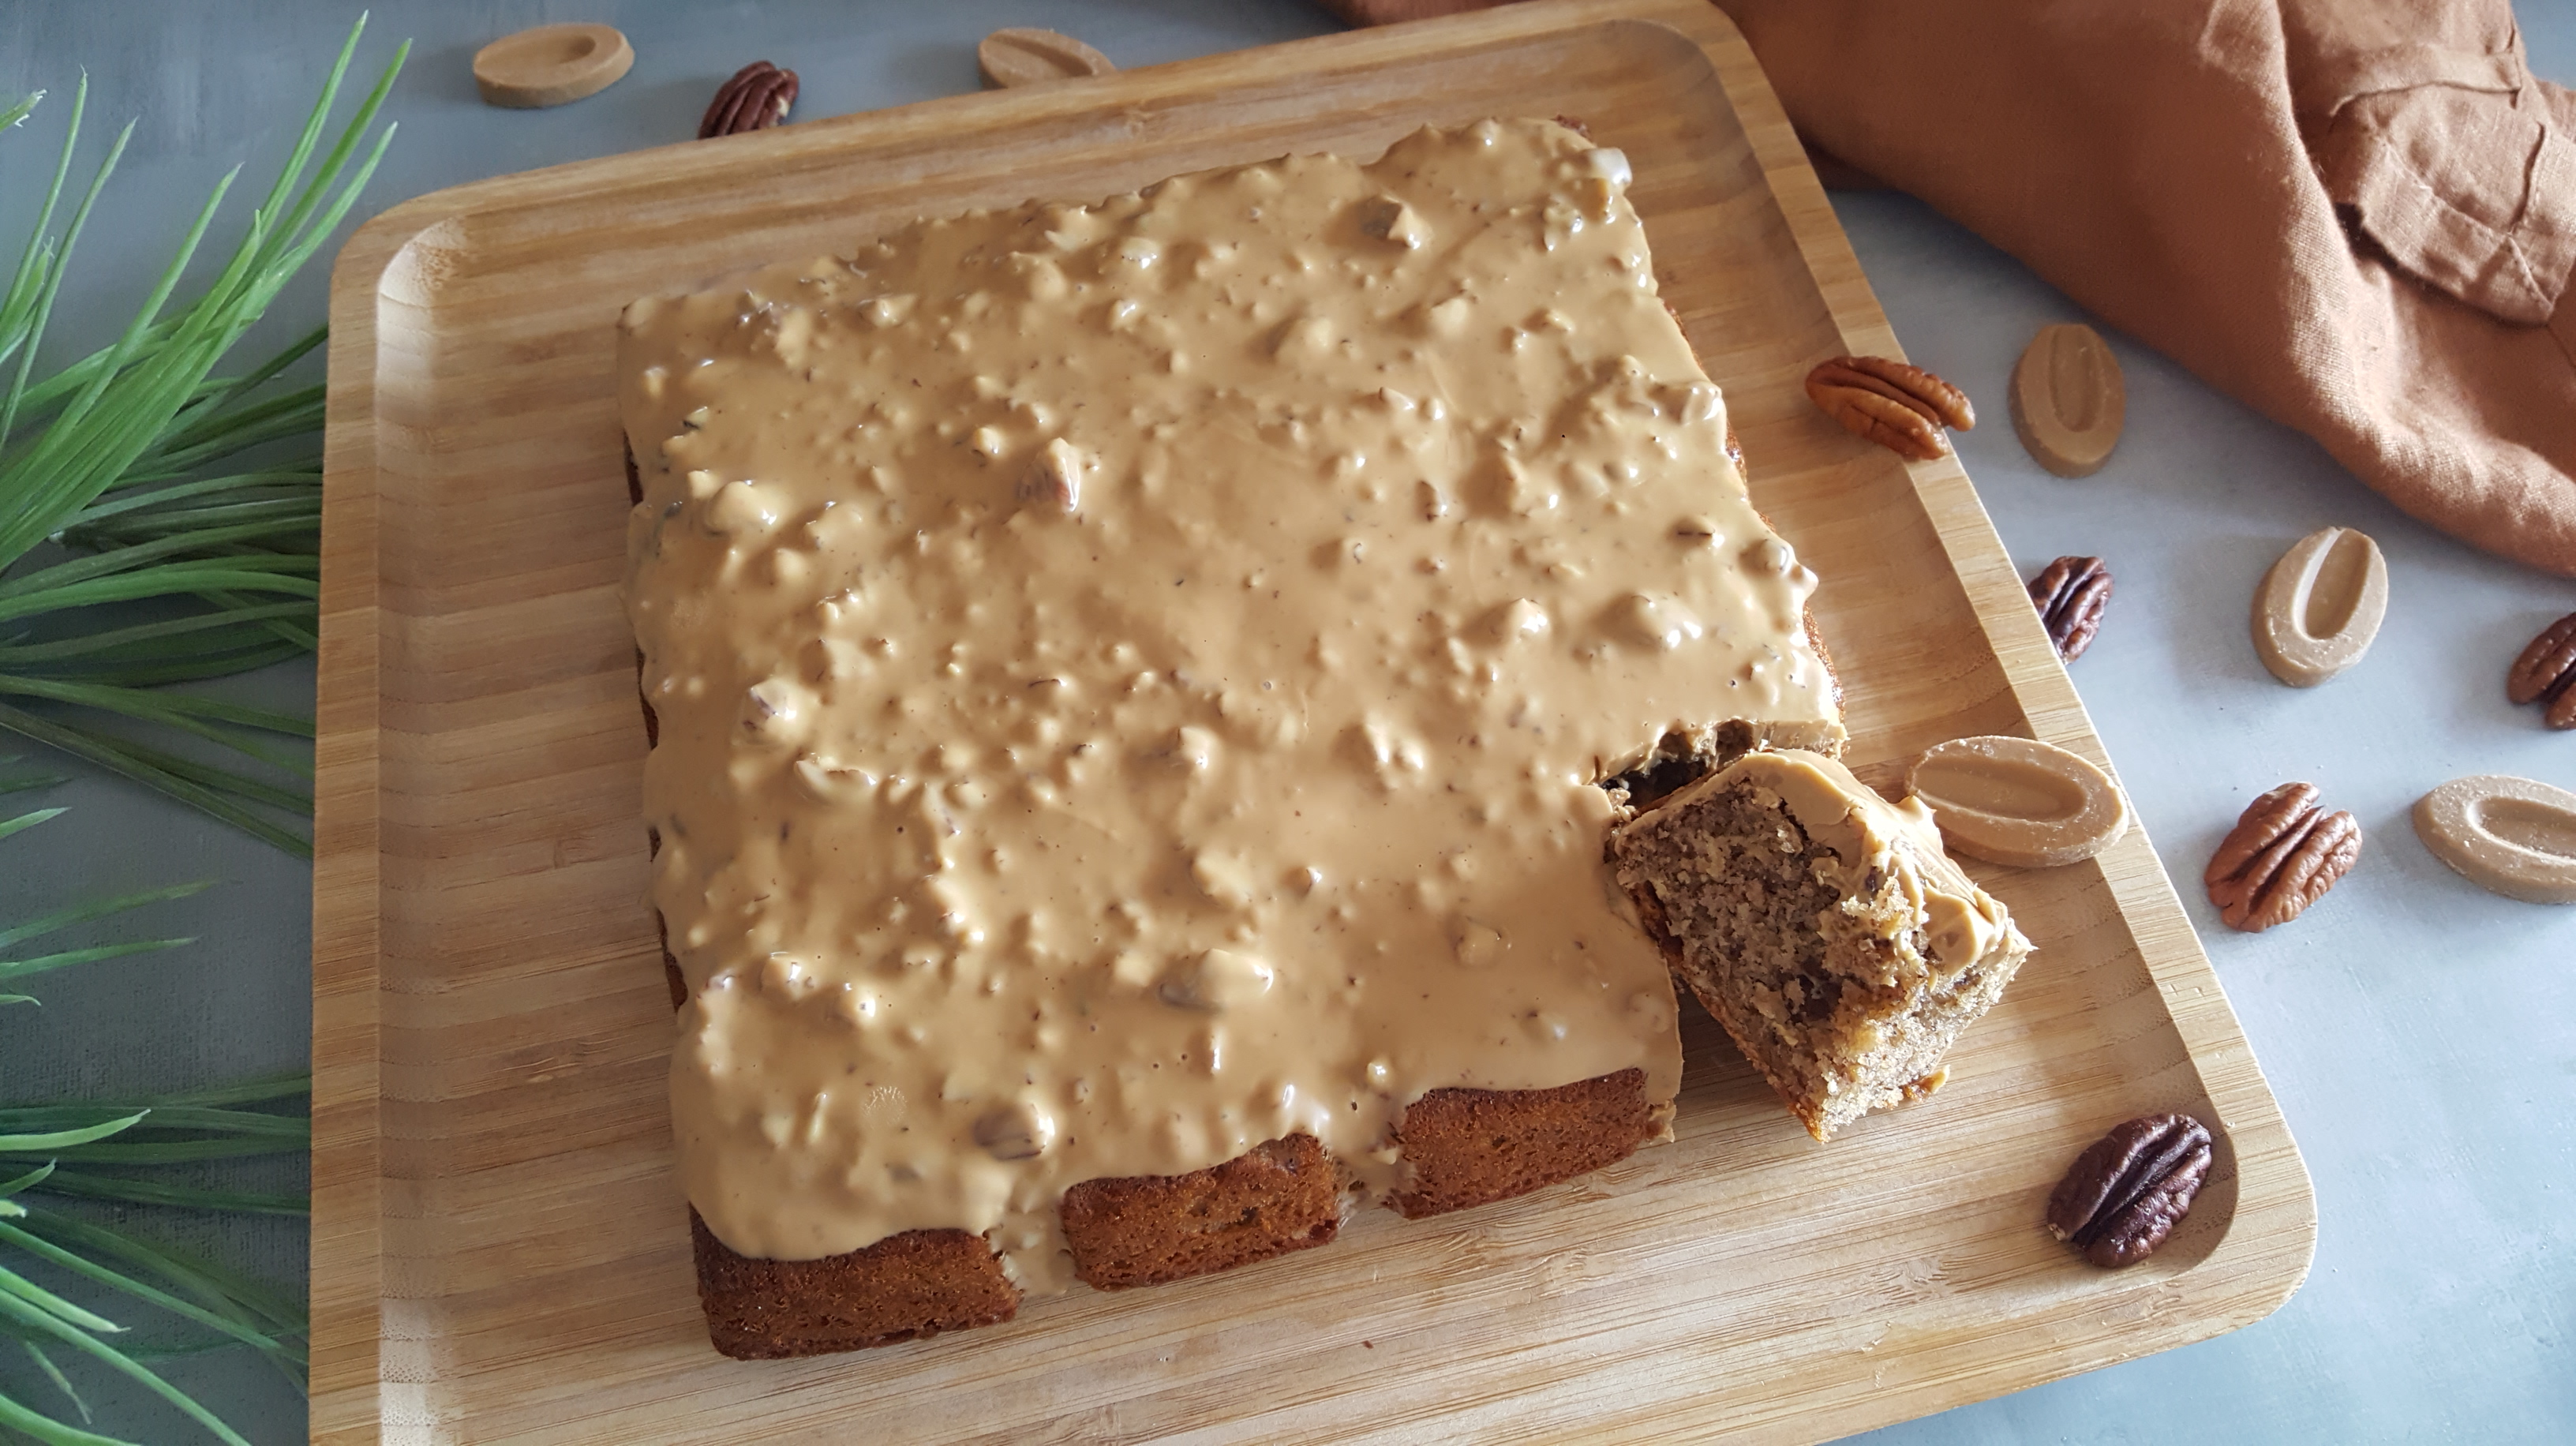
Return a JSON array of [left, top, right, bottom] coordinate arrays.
[[1061, 1134, 1342, 1290], [1612, 750, 2030, 1140], [690, 1212, 1020, 1359], [1388, 1068, 1661, 1219]]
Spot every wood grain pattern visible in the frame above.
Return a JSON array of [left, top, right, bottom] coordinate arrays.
[[313, 3, 2315, 1440]]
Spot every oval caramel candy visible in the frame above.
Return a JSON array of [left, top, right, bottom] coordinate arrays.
[[472, 24, 634, 109], [2010, 323, 2125, 478], [978, 28, 1115, 89], [2252, 526, 2387, 687], [1907, 735, 2130, 868], [2413, 774, 2576, 905]]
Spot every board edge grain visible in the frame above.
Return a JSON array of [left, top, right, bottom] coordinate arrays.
[[313, 189, 456, 1445]]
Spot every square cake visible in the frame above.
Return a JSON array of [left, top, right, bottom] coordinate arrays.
[[620, 118, 1852, 1354]]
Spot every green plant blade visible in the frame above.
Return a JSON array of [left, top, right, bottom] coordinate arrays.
[[0, 1107, 300, 1142], [0, 880, 208, 951], [12, 1209, 305, 1345], [0, 1264, 120, 1336], [148, 1073, 308, 1111], [0, 1284, 253, 1446], [0, 111, 140, 470], [0, 1114, 143, 1154], [0, 1222, 280, 1356], [23, 1172, 306, 1217], [0, 701, 311, 854], [3, 1139, 303, 1166], [0, 1388, 133, 1446], [0, 804, 62, 843], [23, 1338, 92, 1425], [0, 938, 192, 984], [0, 1164, 56, 1200]]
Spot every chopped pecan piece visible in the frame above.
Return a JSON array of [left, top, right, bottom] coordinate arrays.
[[700, 61, 799, 139], [1803, 355, 1975, 462], [2506, 611, 2576, 729], [2046, 1113, 2213, 1268], [2027, 555, 2112, 662], [2203, 782, 2361, 931]]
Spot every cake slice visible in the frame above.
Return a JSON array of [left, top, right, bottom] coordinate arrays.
[[1609, 749, 2030, 1139]]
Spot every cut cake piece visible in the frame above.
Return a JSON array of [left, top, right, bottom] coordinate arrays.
[[1609, 749, 2031, 1140]]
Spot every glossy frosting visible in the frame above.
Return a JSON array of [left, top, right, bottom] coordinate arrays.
[[619, 119, 1844, 1288]]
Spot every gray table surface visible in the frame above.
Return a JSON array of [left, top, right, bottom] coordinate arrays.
[[3, 2, 2570, 1441]]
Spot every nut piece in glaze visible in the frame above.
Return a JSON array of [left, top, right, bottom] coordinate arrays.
[[1156, 948, 1275, 1011], [2413, 774, 2576, 905], [2046, 1113, 2213, 1268], [2252, 526, 2387, 687], [2010, 324, 2125, 477], [1803, 355, 1975, 463], [473, 24, 635, 110], [2203, 781, 2362, 931], [2026, 555, 2113, 662], [2505, 611, 2576, 729], [978, 28, 1115, 88], [1907, 735, 2129, 868], [1020, 437, 1088, 513], [973, 1099, 1055, 1161]]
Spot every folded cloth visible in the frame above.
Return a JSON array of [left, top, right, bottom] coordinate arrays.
[[1324, 0, 2576, 576]]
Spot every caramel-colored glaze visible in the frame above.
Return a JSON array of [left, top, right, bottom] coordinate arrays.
[[619, 120, 1844, 1290]]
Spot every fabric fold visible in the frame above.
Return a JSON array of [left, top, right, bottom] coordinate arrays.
[[1323, 0, 2576, 575]]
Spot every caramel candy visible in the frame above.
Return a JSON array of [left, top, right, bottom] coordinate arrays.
[[473, 24, 634, 109], [2252, 526, 2387, 687], [1906, 735, 2129, 868], [2413, 774, 2576, 905], [977, 28, 1115, 88], [2010, 324, 2125, 478]]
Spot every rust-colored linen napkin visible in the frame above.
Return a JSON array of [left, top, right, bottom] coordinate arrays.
[[1326, 0, 2576, 576]]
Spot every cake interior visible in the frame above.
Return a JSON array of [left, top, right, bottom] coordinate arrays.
[[1615, 770, 2021, 1140]]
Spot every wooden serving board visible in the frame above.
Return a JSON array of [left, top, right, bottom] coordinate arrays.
[[313, 3, 2315, 1440]]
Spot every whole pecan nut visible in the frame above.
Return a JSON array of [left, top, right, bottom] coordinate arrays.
[[1803, 355, 1975, 462], [2046, 1113, 2213, 1268], [2203, 781, 2361, 931], [700, 61, 799, 139], [2027, 555, 2112, 662], [2506, 611, 2576, 729]]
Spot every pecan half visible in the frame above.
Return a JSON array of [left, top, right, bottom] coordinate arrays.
[[2506, 611, 2576, 729], [700, 61, 798, 139], [2204, 782, 2361, 931], [2046, 1113, 2213, 1268], [1803, 355, 1975, 462], [2027, 555, 2112, 661]]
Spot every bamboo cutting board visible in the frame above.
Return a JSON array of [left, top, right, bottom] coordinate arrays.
[[312, 3, 2315, 1440]]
